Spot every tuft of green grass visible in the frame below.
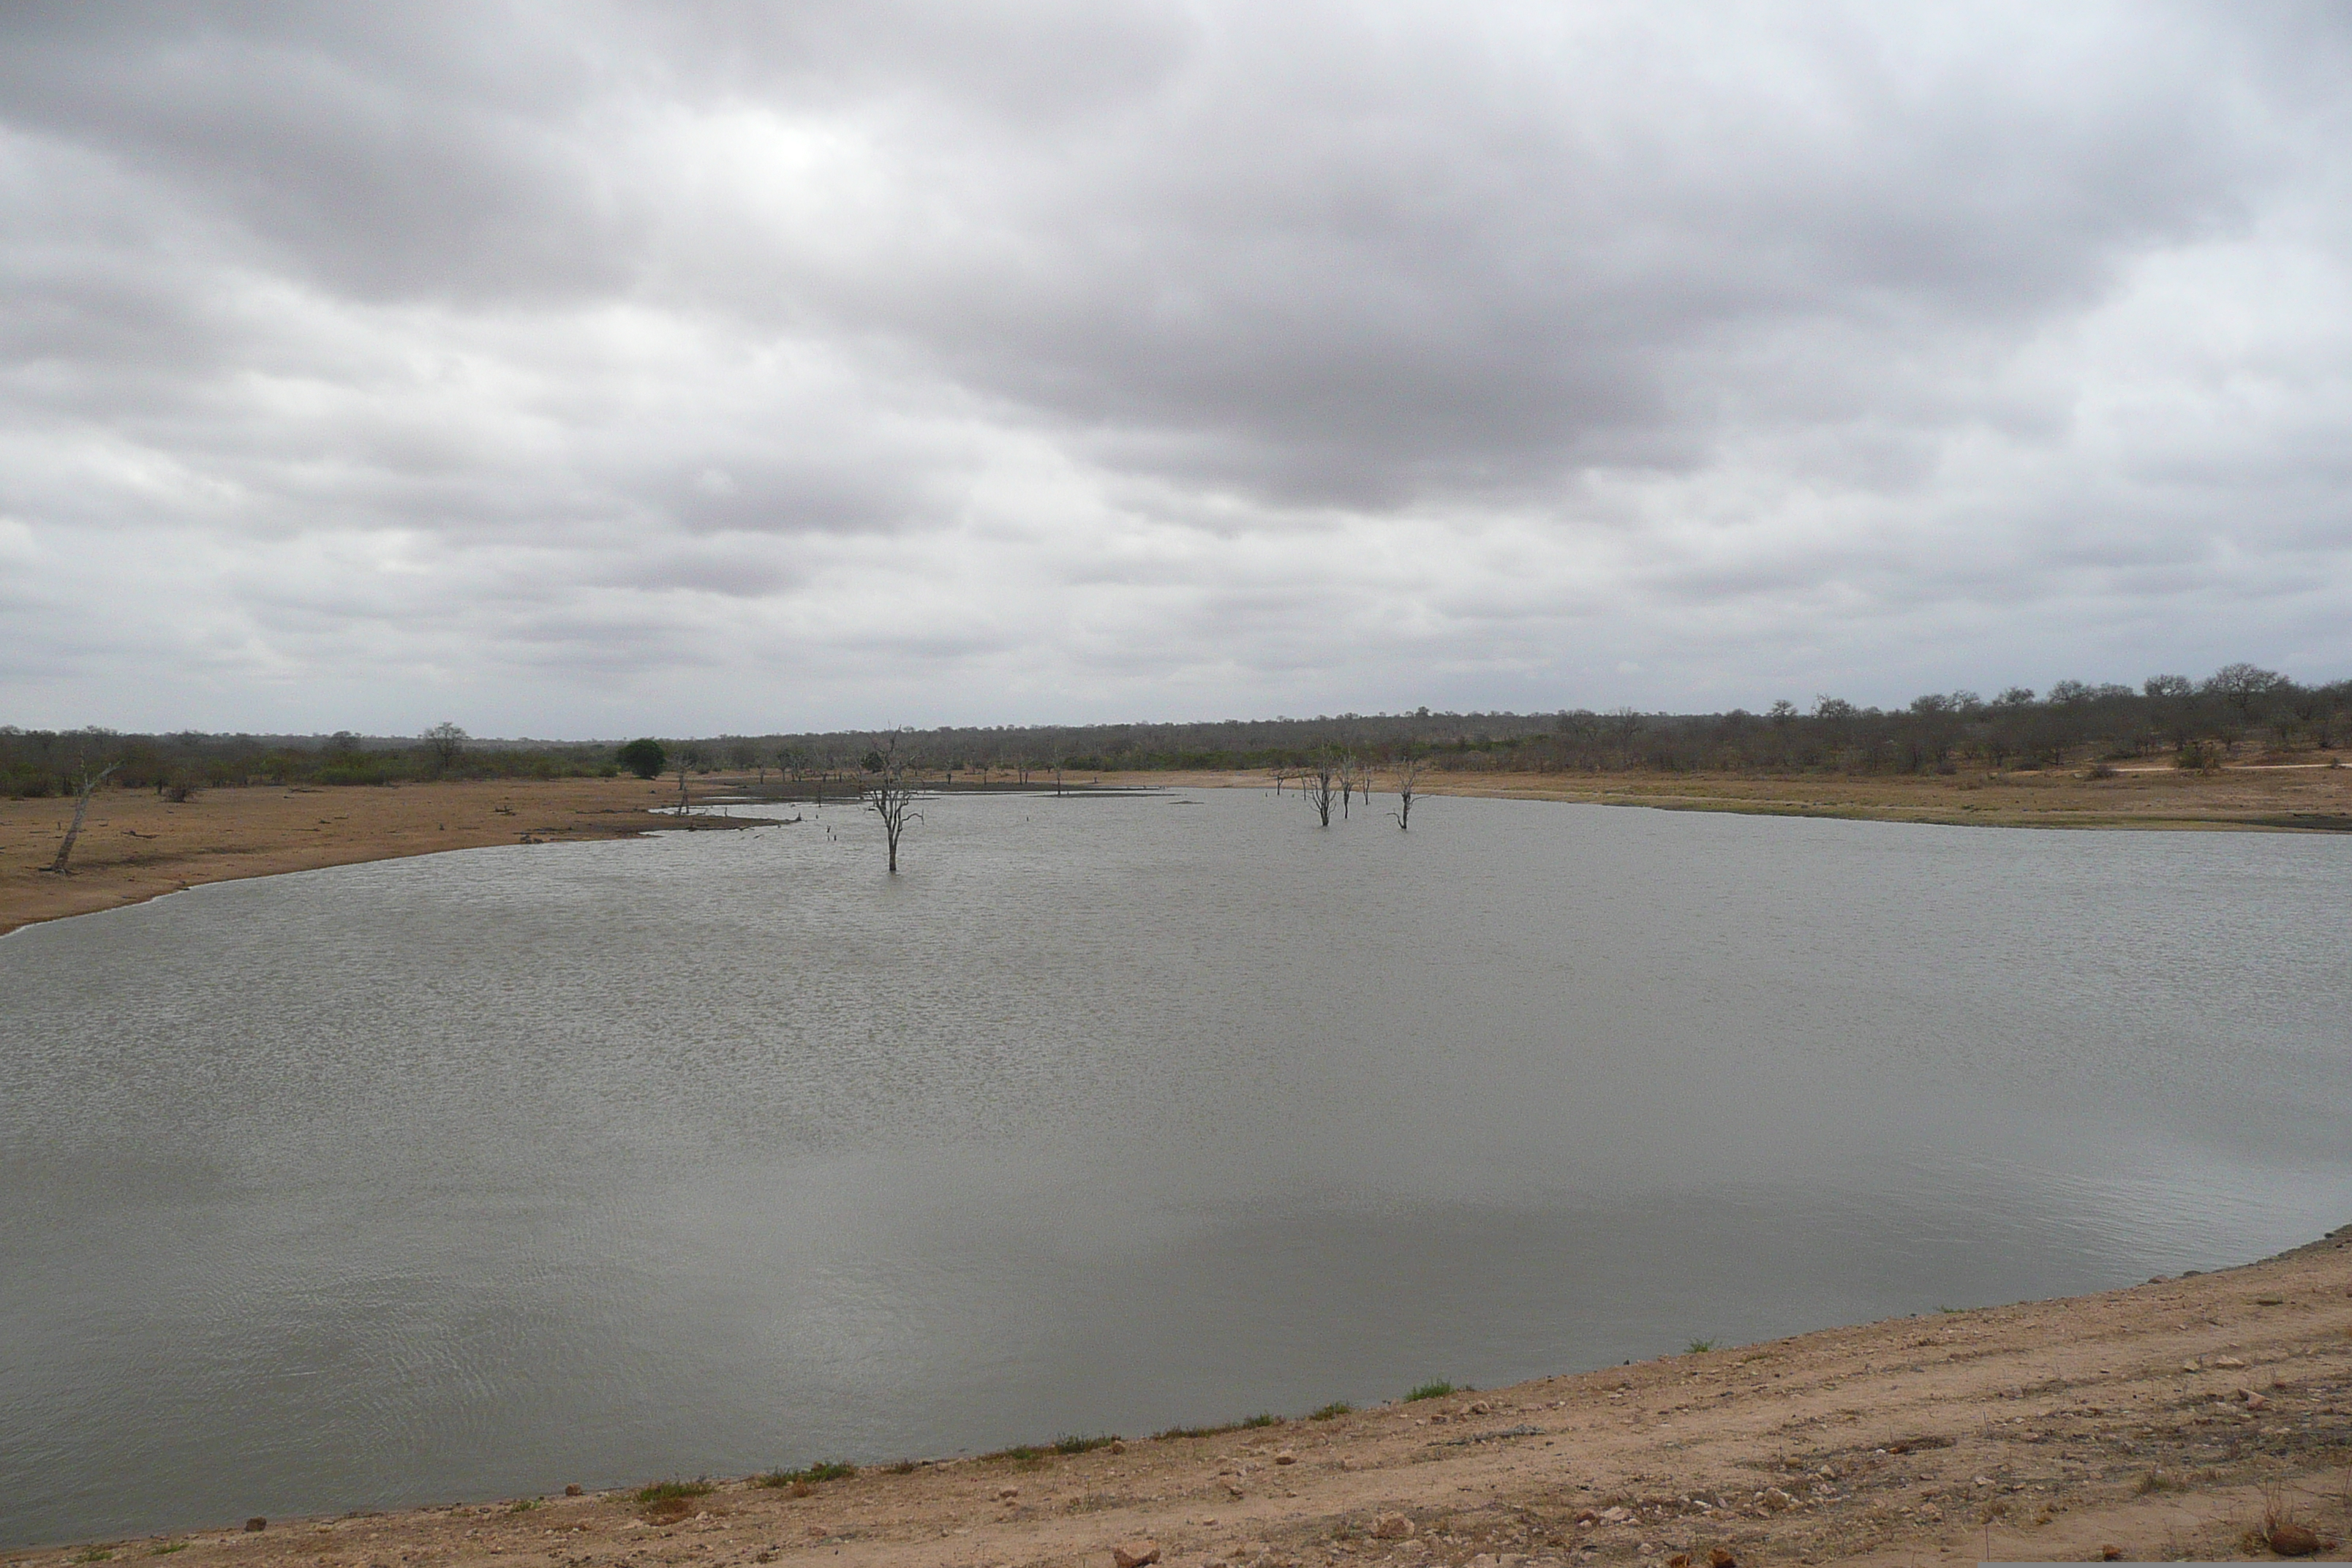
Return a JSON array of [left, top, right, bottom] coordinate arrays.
[[757, 1460, 856, 1488], [1937, 1304, 1964, 1314], [1052, 1434, 1119, 1455], [73, 1551, 113, 1563], [888, 1460, 921, 1475], [1403, 1381, 1455, 1403], [1240, 1413, 1281, 1429], [1309, 1401, 1352, 1422], [148, 1546, 189, 1557], [633, 1480, 714, 1506], [1685, 1338, 1716, 1354], [509, 1499, 540, 1513], [1151, 1424, 1228, 1441]]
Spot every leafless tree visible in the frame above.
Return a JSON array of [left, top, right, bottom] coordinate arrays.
[[1300, 756, 1340, 826], [1391, 753, 1427, 830], [422, 721, 467, 774], [1336, 752, 1359, 819], [47, 763, 122, 874], [862, 739, 923, 872]]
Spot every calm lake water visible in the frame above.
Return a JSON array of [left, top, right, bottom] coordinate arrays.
[[4, 790, 2348, 1545]]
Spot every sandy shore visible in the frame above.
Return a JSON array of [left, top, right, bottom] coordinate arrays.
[[12, 1227, 2345, 1566], [0, 776, 719, 937]]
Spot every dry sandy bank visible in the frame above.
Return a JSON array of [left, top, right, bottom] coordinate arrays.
[[0, 776, 718, 937], [12, 1227, 2346, 1568]]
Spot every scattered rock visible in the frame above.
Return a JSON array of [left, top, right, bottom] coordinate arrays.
[[997, 1486, 1021, 1500], [1109, 1441, 1126, 1455], [2267, 1524, 2323, 1558], [1598, 1507, 1634, 1525], [1113, 1540, 1162, 1568], [2214, 1356, 2247, 1368], [1373, 1515, 1415, 1539], [1275, 1451, 1297, 1466], [1466, 1401, 1491, 1416], [244, 1519, 268, 1534], [1469, 1554, 1497, 1568], [2241, 1390, 2269, 1411], [2097, 1547, 2123, 1561], [564, 1485, 583, 1498]]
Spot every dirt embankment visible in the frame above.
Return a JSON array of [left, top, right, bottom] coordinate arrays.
[[0, 776, 722, 936], [14, 1228, 2347, 1568]]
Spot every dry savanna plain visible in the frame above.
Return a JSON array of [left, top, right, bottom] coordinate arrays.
[[6, 763, 2350, 1564]]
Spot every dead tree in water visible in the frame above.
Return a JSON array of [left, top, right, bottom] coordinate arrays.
[[1300, 758, 1340, 826], [863, 740, 923, 873], [1390, 753, 1427, 830], [47, 764, 122, 874]]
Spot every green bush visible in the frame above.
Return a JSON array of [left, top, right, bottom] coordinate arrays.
[[1403, 1380, 1455, 1403], [618, 739, 667, 779]]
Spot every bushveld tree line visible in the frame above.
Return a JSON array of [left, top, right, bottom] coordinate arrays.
[[5, 663, 2345, 803]]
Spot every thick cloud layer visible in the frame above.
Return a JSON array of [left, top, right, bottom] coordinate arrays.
[[3, 1, 2348, 732]]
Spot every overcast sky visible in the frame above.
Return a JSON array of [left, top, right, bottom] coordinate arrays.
[[3, 2, 2348, 736]]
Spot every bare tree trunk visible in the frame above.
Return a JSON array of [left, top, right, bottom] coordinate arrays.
[[1302, 761, 1338, 826], [864, 745, 922, 872], [48, 764, 121, 874], [1391, 755, 1426, 830]]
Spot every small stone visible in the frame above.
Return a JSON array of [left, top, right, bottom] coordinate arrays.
[[244, 1519, 268, 1534], [1109, 1440, 1126, 1455], [2267, 1524, 2323, 1558], [1599, 1507, 1633, 1525], [1112, 1541, 1162, 1568], [2097, 1547, 2122, 1562], [1469, 1555, 1497, 1568], [1373, 1515, 1414, 1540], [2243, 1391, 2269, 1411], [1466, 1401, 1491, 1416], [1274, 1451, 1297, 1466], [997, 1486, 1021, 1500], [564, 1485, 583, 1498], [2214, 1356, 2247, 1368]]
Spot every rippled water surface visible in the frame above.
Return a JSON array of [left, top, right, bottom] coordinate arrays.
[[4, 790, 2348, 1544]]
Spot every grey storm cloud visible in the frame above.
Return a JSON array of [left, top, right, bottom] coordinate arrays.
[[1, 1, 2348, 732]]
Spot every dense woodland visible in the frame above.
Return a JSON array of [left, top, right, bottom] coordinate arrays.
[[5, 663, 2347, 799]]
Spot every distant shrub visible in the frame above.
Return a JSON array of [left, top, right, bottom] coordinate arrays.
[[1403, 1381, 1455, 1403], [1052, 1434, 1118, 1455], [618, 739, 667, 779], [1309, 1402, 1352, 1421]]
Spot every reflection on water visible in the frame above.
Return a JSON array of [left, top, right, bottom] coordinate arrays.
[[2, 791, 2347, 1544]]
